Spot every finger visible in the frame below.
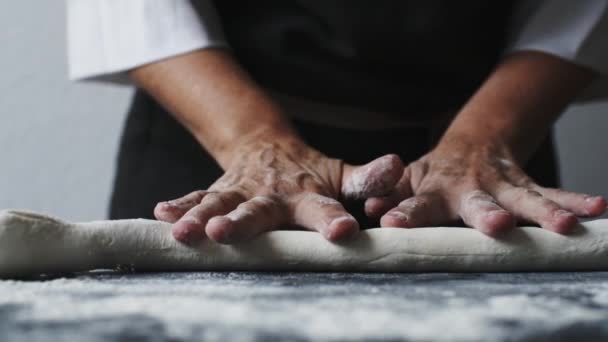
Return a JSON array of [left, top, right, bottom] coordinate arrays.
[[380, 193, 449, 228], [531, 186, 607, 217], [342, 154, 403, 200], [172, 191, 245, 243], [365, 196, 394, 218], [458, 190, 515, 236], [364, 168, 413, 218], [206, 196, 287, 244], [291, 193, 359, 242], [495, 186, 578, 234], [154, 190, 210, 223]]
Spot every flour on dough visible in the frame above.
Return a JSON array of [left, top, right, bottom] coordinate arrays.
[[0, 210, 607, 278]]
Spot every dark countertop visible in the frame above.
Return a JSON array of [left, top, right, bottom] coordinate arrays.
[[1, 272, 608, 341]]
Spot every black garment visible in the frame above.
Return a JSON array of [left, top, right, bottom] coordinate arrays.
[[109, 91, 559, 225], [110, 2, 557, 223], [210, 0, 513, 118]]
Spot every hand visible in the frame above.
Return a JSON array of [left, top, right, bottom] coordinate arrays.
[[155, 136, 403, 244], [365, 136, 607, 236]]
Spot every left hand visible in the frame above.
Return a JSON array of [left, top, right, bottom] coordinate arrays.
[[365, 136, 607, 236]]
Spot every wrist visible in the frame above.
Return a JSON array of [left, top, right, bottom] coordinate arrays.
[[434, 130, 520, 165], [439, 116, 546, 165], [213, 126, 309, 170], [436, 51, 595, 164]]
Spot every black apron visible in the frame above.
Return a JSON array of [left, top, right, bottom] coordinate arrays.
[[109, 1, 559, 224], [211, 0, 513, 116]]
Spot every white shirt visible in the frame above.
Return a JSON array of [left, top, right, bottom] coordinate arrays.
[[67, 0, 608, 102]]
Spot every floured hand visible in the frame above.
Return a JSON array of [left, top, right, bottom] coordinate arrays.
[[365, 137, 607, 236], [155, 137, 403, 244]]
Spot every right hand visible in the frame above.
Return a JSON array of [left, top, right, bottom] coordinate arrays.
[[154, 135, 404, 244]]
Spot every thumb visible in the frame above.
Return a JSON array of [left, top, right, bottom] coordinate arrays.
[[341, 154, 403, 200]]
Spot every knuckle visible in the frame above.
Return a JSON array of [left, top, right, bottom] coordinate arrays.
[[511, 187, 542, 202], [248, 196, 283, 214], [226, 190, 247, 203], [203, 191, 241, 207], [525, 189, 543, 198], [303, 193, 342, 209], [384, 153, 401, 161], [514, 176, 536, 188], [192, 190, 208, 197], [235, 200, 257, 212], [462, 190, 493, 203], [250, 195, 278, 206], [398, 198, 426, 212], [316, 197, 343, 210], [459, 190, 499, 216], [293, 172, 327, 193], [538, 198, 560, 211], [381, 154, 404, 169], [461, 178, 484, 189]]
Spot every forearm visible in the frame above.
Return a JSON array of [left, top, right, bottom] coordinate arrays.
[[128, 48, 303, 169], [439, 51, 597, 163]]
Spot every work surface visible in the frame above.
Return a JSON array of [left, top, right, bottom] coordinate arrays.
[[1, 272, 608, 341]]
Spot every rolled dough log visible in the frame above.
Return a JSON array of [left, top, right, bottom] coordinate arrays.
[[0, 209, 607, 278]]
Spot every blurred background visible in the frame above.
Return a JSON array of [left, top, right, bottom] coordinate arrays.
[[0, 1, 606, 221]]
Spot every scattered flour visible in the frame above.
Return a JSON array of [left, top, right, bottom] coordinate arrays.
[[1, 273, 607, 341]]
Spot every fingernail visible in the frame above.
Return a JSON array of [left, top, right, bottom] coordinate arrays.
[[172, 222, 202, 244], [328, 216, 357, 231], [582, 196, 607, 216], [330, 216, 356, 226], [162, 200, 189, 210], [180, 216, 202, 225], [173, 228, 194, 243], [326, 216, 359, 241], [388, 211, 408, 221], [552, 210, 577, 232], [555, 209, 573, 217], [585, 196, 606, 204], [553, 209, 574, 218], [484, 210, 512, 222]]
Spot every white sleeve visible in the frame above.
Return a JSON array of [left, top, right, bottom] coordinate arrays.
[[66, 0, 228, 84], [506, 0, 608, 101]]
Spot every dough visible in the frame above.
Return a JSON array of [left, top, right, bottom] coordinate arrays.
[[0, 209, 607, 278]]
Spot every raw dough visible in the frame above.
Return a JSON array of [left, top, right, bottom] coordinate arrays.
[[0, 209, 607, 278]]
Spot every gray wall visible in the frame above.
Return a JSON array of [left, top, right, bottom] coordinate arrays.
[[0, 1, 132, 221], [0, 1, 606, 221]]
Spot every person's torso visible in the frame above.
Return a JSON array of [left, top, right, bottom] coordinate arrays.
[[212, 0, 514, 118]]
